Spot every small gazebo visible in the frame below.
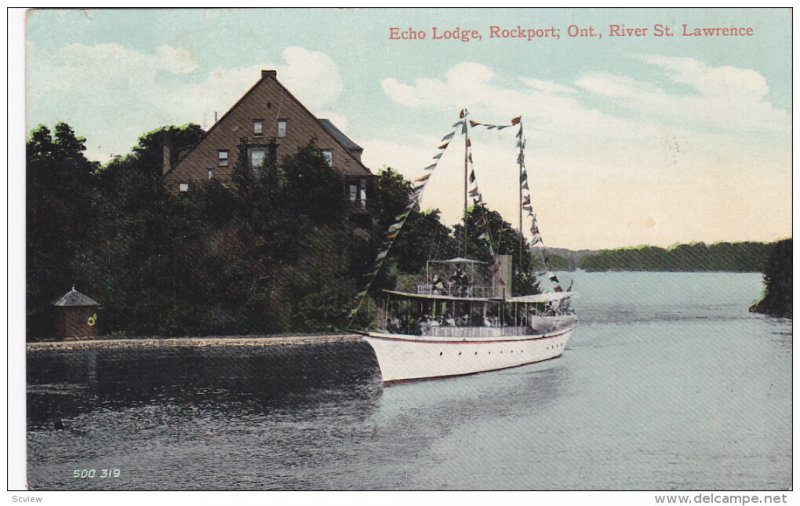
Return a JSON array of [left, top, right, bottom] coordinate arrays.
[[52, 286, 100, 340]]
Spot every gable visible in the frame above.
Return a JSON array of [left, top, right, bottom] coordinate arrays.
[[165, 70, 371, 188]]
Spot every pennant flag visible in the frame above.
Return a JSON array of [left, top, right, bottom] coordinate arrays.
[[549, 274, 559, 282], [511, 116, 522, 125], [520, 172, 528, 183], [356, 289, 368, 298], [554, 285, 563, 293], [522, 195, 531, 206], [469, 120, 481, 127], [388, 222, 403, 232], [478, 232, 488, 240], [433, 153, 443, 160], [522, 180, 529, 190], [376, 250, 389, 260], [395, 210, 409, 221], [487, 125, 497, 130], [460, 109, 466, 118], [348, 308, 359, 319], [469, 170, 476, 183], [468, 153, 473, 164], [468, 187, 480, 196], [531, 234, 543, 244], [424, 163, 437, 171], [413, 183, 426, 192], [516, 128, 523, 138], [498, 125, 509, 130], [386, 232, 398, 240], [567, 280, 574, 292], [466, 138, 472, 147], [453, 120, 464, 128], [415, 173, 432, 183], [441, 132, 455, 141], [438, 142, 449, 150]]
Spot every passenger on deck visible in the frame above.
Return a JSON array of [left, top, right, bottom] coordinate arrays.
[[451, 266, 468, 296], [432, 274, 446, 294]]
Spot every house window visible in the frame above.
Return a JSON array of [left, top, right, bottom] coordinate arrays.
[[179, 183, 189, 192], [348, 184, 358, 203], [321, 150, 333, 166], [208, 170, 214, 180], [277, 120, 287, 138], [218, 150, 229, 167], [249, 147, 267, 169], [253, 120, 263, 136]]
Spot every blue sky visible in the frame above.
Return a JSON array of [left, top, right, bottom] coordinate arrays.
[[25, 8, 791, 249]]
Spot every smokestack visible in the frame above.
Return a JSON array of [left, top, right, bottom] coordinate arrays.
[[162, 141, 172, 175], [214, 111, 218, 123], [261, 69, 277, 79]]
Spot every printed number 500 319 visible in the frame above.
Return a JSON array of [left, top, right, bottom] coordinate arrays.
[[73, 469, 121, 479]]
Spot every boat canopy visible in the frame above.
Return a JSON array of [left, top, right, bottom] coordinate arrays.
[[508, 291, 579, 303], [428, 257, 487, 264], [382, 289, 499, 302]]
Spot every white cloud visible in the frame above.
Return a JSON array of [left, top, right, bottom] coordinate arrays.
[[575, 55, 789, 133], [27, 43, 346, 160], [373, 59, 790, 248]]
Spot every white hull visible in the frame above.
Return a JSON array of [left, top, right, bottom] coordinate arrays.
[[363, 324, 575, 384]]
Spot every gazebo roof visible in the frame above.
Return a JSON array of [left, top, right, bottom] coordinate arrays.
[[53, 286, 99, 307]]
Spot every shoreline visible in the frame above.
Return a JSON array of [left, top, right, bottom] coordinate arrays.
[[26, 333, 364, 352]]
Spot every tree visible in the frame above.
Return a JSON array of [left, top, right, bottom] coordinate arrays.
[[27, 123, 100, 338]]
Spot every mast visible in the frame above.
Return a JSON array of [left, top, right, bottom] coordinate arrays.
[[463, 108, 469, 259], [519, 151, 523, 291], [517, 120, 524, 293]]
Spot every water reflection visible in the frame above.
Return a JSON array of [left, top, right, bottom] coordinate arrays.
[[28, 343, 382, 430]]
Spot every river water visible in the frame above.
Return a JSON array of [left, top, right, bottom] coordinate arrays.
[[26, 272, 791, 490]]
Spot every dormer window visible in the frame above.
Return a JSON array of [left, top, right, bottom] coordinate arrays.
[[218, 150, 229, 167], [253, 120, 263, 136], [321, 150, 333, 166], [277, 119, 287, 138]]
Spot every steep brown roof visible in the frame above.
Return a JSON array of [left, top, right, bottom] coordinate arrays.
[[164, 70, 372, 184]]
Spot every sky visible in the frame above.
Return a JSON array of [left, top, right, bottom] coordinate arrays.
[[24, 7, 792, 250]]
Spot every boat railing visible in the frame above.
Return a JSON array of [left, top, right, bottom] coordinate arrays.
[[421, 325, 531, 338], [416, 284, 492, 298]]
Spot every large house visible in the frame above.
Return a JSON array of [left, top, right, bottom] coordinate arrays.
[[163, 70, 372, 207]]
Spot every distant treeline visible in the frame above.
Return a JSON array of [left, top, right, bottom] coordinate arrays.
[[576, 242, 780, 272]]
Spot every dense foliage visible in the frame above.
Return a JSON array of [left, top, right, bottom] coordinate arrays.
[[750, 239, 792, 318], [27, 123, 547, 339], [577, 242, 776, 272]]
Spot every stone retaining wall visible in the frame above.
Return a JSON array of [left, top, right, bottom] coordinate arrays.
[[26, 334, 364, 352]]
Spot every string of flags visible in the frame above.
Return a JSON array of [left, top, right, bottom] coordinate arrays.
[[472, 114, 563, 292], [349, 111, 566, 323], [463, 111, 496, 257], [348, 113, 463, 322]]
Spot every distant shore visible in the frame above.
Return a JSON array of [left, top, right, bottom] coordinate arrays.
[[26, 333, 363, 353]]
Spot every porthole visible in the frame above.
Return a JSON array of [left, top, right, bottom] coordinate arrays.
[[439, 352, 443, 356], [458, 352, 462, 356], [474, 351, 478, 355], [510, 350, 513, 353]]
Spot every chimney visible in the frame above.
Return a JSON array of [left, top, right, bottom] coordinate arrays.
[[261, 69, 277, 79], [162, 141, 172, 176]]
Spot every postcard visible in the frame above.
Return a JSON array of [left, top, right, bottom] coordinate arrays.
[[11, 6, 792, 500]]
